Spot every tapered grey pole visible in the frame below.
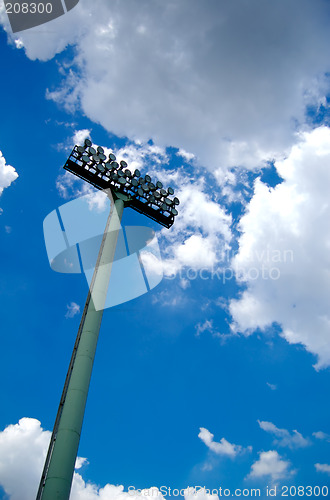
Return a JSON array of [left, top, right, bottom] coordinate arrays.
[[38, 195, 124, 500]]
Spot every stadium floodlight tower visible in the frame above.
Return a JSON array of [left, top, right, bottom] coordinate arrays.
[[37, 139, 180, 500]]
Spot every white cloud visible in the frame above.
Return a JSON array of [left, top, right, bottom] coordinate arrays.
[[313, 431, 330, 442], [0, 417, 166, 500], [14, 38, 24, 49], [177, 149, 195, 162], [315, 463, 330, 475], [157, 183, 232, 278], [179, 278, 190, 290], [184, 487, 219, 500], [195, 320, 234, 344], [174, 234, 217, 270], [214, 167, 253, 204], [229, 127, 330, 369], [195, 320, 214, 338], [98, 141, 233, 279], [75, 456, 88, 470], [266, 383, 277, 391], [65, 302, 80, 318], [73, 129, 91, 147], [247, 450, 293, 483], [84, 190, 109, 213], [0, 150, 18, 196], [71, 482, 165, 500], [198, 427, 249, 458], [258, 421, 310, 449], [114, 142, 168, 175], [4, 1, 330, 170], [56, 171, 108, 213], [0, 418, 51, 500], [173, 186, 232, 241]]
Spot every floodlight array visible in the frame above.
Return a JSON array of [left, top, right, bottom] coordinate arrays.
[[64, 139, 180, 228]]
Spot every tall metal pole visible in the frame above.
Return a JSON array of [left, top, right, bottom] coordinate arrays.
[[37, 194, 125, 500]]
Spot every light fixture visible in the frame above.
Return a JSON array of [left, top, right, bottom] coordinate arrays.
[[64, 143, 180, 228]]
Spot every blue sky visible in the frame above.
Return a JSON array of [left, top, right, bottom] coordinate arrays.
[[1, 1, 330, 499]]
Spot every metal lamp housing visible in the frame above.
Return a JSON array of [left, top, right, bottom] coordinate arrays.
[[64, 144, 180, 228]]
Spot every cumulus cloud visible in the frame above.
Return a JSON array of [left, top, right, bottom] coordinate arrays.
[[198, 427, 250, 458], [214, 167, 253, 205], [229, 127, 330, 369], [71, 482, 165, 500], [0, 418, 51, 500], [74, 456, 88, 470], [65, 301, 80, 318], [173, 234, 217, 269], [315, 463, 330, 475], [247, 450, 293, 483], [258, 421, 310, 449], [3, 0, 330, 169], [0, 150, 18, 196], [0, 417, 166, 500], [157, 180, 232, 277], [72, 129, 91, 147], [172, 186, 232, 241]]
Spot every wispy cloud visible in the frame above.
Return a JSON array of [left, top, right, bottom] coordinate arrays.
[[195, 319, 236, 344], [195, 320, 214, 337], [65, 302, 80, 319], [315, 463, 330, 475], [176, 149, 195, 162], [258, 420, 310, 449], [313, 431, 330, 442]]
